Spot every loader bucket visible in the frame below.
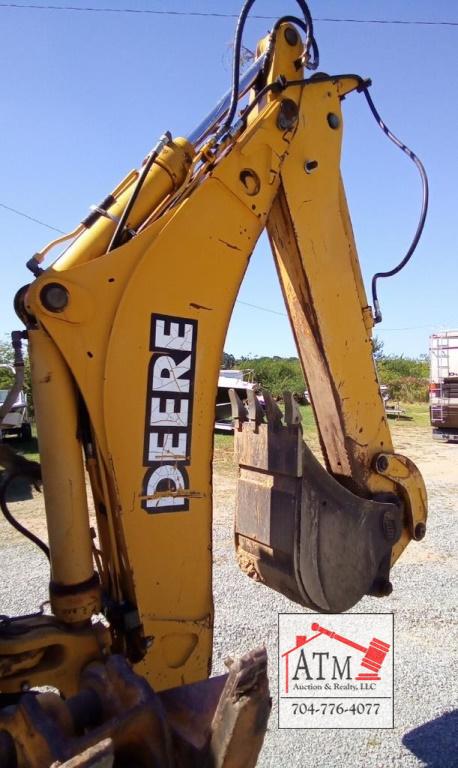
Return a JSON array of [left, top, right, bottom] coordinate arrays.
[[230, 390, 403, 613], [0, 649, 270, 767]]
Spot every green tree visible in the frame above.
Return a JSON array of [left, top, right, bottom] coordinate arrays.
[[0, 338, 15, 390], [235, 355, 305, 397], [372, 336, 385, 361], [232, 350, 429, 404], [376, 353, 429, 403], [221, 351, 236, 369]]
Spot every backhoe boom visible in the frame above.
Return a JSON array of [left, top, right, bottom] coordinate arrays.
[[0, 7, 427, 766]]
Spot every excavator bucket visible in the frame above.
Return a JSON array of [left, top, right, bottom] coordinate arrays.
[[230, 390, 403, 613], [0, 649, 270, 768]]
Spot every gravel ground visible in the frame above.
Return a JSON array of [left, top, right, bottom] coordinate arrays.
[[1, 425, 457, 767], [211, 428, 458, 768]]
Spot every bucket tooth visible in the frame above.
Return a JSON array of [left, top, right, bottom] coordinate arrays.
[[229, 388, 248, 430], [246, 389, 264, 428], [206, 646, 270, 767], [262, 390, 283, 430], [283, 391, 302, 427]]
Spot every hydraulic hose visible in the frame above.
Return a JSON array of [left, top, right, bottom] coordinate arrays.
[[108, 131, 172, 252], [360, 87, 429, 324], [219, 0, 319, 138], [0, 473, 49, 560]]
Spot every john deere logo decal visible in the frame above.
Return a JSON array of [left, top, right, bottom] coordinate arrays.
[[142, 313, 197, 513]]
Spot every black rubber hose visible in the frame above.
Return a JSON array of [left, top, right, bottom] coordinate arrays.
[[108, 131, 172, 252], [0, 473, 50, 560], [221, 0, 318, 136], [271, 14, 319, 69], [238, 74, 428, 327], [361, 86, 429, 323]]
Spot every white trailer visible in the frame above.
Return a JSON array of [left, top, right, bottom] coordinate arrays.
[[215, 369, 259, 432], [0, 364, 32, 441], [429, 330, 458, 441]]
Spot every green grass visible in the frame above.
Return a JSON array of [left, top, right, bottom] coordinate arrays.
[[214, 402, 430, 445], [5, 426, 40, 463], [299, 402, 430, 430], [214, 432, 233, 449], [12, 403, 431, 468], [396, 403, 429, 427], [298, 405, 318, 430]]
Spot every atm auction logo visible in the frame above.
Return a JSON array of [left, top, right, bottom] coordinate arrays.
[[278, 613, 394, 729], [282, 620, 390, 693]]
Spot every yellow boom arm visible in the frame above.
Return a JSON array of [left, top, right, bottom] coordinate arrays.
[[0, 16, 427, 768]]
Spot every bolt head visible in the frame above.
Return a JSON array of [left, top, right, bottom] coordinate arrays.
[[414, 522, 426, 541], [376, 454, 389, 473], [284, 26, 299, 46], [277, 99, 299, 131], [327, 112, 340, 130], [40, 282, 69, 312]]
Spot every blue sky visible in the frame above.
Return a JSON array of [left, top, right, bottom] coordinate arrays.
[[1, 1, 457, 358]]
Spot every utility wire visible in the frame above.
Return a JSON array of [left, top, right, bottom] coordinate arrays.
[[0, 202, 65, 234], [373, 325, 436, 332], [0, 3, 456, 27], [237, 300, 286, 317], [0, 204, 437, 332], [237, 301, 434, 331]]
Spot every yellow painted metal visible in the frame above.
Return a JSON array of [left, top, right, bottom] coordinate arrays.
[[251, 25, 303, 122], [53, 138, 193, 271], [28, 329, 100, 621], [34, 223, 85, 265], [0, 618, 110, 697], [269, 77, 395, 484], [374, 453, 428, 539], [25, 82, 300, 689], [16, 25, 426, 701], [266, 75, 421, 564]]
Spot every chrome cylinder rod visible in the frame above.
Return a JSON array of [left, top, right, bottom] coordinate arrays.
[[187, 53, 267, 147]]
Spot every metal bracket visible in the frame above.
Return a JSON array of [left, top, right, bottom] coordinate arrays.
[[0, 615, 110, 698], [373, 452, 427, 541]]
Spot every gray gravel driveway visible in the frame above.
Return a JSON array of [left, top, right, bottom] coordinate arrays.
[[1, 426, 456, 767], [212, 430, 458, 768]]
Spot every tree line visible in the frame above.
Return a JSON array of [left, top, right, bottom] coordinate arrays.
[[223, 338, 429, 403], [0, 336, 429, 419]]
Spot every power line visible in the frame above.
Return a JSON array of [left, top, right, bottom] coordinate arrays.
[[237, 300, 286, 317], [376, 325, 435, 332], [0, 3, 456, 27], [236, 300, 434, 331], [0, 202, 65, 233], [0, 201, 440, 333]]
